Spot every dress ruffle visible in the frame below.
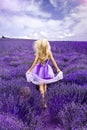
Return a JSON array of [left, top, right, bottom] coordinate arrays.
[[25, 60, 63, 85], [25, 70, 63, 85]]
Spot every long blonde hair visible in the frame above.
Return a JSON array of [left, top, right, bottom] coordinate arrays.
[[33, 39, 51, 63]]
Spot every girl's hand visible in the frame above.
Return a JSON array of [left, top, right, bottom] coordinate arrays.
[[26, 70, 31, 74], [57, 69, 61, 73]]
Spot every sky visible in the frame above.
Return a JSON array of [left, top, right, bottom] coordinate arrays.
[[0, 0, 87, 41]]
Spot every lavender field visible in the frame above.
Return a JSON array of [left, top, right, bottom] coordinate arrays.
[[0, 38, 87, 130]]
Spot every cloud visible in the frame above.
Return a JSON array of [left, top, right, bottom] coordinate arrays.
[[83, 0, 87, 2], [0, 0, 87, 41], [0, 0, 21, 11], [49, 0, 58, 8], [49, 0, 68, 9], [69, 4, 87, 34], [0, 0, 51, 18]]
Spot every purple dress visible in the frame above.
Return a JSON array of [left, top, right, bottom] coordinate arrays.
[[26, 59, 63, 85]]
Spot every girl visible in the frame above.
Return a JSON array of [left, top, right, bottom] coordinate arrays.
[[26, 39, 63, 108]]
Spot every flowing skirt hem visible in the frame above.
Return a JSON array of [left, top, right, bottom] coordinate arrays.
[[25, 71, 63, 85]]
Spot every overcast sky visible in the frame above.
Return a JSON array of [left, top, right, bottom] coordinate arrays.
[[0, 0, 87, 41]]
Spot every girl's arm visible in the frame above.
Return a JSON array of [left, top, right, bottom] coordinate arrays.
[[26, 55, 38, 73], [49, 51, 61, 73]]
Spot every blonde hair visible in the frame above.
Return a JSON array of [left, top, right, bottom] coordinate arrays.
[[33, 39, 51, 63]]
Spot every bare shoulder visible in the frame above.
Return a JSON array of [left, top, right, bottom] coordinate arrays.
[[35, 54, 39, 61], [48, 51, 53, 58]]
